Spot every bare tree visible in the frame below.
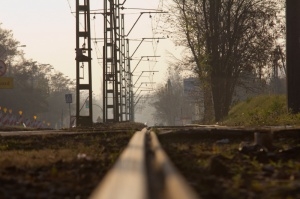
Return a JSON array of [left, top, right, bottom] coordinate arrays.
[[152, 82, 179, 125], [162, 0, 282, 121], [151, 69, 194, 125]]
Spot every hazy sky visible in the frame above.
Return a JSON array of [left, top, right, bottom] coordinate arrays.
[[0, 0, 180, 97], [0, 0, 185, 124]]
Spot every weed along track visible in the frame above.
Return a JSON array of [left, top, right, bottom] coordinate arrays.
[[0, 124, 300, 198]]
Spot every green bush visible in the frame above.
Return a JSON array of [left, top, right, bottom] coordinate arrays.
[[222, 95, 300, 126]]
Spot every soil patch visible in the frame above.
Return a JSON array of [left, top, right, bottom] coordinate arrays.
[[0, 131, 133, 199], [158, 129, 300, 199]]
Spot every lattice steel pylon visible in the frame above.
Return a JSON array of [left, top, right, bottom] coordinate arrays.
[[126, 39, 133, 121], [75, 0, 93, 126], [120, 14, 128, 121], [103, 0, 127, 122]]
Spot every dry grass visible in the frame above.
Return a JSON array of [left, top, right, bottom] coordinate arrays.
[[0, 149, 76, 168]]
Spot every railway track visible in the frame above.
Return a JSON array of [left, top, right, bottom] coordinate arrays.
[[89, 127, 199, 199], [88, 125, 300, 199], [2, 124, 299, 198]]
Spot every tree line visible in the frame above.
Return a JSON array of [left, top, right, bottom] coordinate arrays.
[[0, 24, 75, 128]]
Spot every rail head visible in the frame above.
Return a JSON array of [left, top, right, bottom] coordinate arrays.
[[148, 130, 199, 199], [89, 128, 148, 199], [89, 128, 199, 199]]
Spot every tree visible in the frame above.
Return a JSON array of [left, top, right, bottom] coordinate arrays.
[[152, 80, 178, 125], [46, 72, 75, 128], [151, 69, 194, 125], [162, 0, 282, 121], [0, 24, 75, 128], [11, 61, 76, 128], [3, 60, 50, 115], [0, 23, 20, 62]]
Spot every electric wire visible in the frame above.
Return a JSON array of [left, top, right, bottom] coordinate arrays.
[[92, 14, 103, 67], [66, 0, 85, 31], [66, 0, 75, 17], [66, 0, 167, 105]]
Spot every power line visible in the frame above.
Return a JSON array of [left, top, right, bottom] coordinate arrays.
[[66, 0, 76, 17], [121, 7, 164, 11]]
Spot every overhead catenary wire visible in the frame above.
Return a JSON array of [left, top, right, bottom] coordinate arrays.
[[148, 0, 168, 74], [66, 0, 75, 17], [92, 14, 103, 67], [67, 0, 168, 121]]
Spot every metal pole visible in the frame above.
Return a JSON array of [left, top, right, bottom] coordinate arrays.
[[69, 103, 71, 128], [75, 0, 80, 126], [126, 39, 132, 121], [286, 0, 300, 113], [61, 109, 64, 128], [103, 46, 106, 122]]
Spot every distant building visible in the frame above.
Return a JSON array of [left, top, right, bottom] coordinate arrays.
[[183, 77, 203, 123]]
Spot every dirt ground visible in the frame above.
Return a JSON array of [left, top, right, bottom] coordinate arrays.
[[158, 128, 300, 199], [0, 122, 144, 199], [1, 124, 300, 199]]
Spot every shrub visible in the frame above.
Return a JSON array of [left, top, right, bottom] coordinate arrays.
[[223, 95, 300, 126]]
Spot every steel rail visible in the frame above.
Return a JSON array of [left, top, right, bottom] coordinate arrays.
[[89, 128, 199, 199]]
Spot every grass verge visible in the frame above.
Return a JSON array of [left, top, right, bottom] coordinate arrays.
[[223, 95, 300, 126]]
